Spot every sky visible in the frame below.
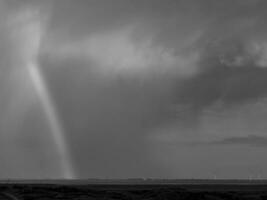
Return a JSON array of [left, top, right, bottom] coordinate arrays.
[[1, 0, 267, 179]]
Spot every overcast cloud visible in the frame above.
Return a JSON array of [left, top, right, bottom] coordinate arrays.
[[1, 0, 267, 179]]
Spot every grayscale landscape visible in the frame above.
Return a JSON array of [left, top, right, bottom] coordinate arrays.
[[1, 0, 267, 199], [1, 180, 267, 199]]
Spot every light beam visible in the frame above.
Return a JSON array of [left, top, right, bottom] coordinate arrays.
[[15, 8, 75, 179], [27, 63, 75, 179]]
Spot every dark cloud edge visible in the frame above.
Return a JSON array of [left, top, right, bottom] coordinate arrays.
[[184, 135, 267, 147]]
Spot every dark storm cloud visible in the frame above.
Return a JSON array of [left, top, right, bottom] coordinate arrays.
[[36, 0, 267, 177], [44, 0, 267, 119], [2, 0, 267, 178], [211, 135, 267, 147], [177, 41, 267, 109], [173, 135, 267, 148], [172, 0, 267, 121]]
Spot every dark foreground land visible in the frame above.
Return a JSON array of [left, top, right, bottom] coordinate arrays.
[[1, 180, 267, 200]]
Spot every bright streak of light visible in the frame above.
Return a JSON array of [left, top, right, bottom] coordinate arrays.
[[15, 7, 76, 179], [27, 62, 75, 179]]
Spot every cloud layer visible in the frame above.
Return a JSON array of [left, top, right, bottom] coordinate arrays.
[[32, 0, 267, 178], [1, 0, 267, 178]]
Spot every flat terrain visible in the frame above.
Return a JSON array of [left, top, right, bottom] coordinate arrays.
[[0, 180, 267, 199]]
